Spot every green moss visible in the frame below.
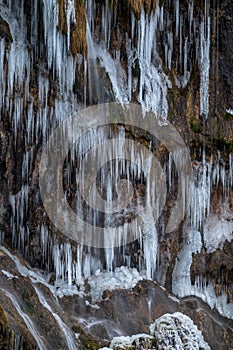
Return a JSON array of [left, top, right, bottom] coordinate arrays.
[[22, 292, 35, 316], [228, 139, 233, 151], [223, 112, 233, 121], [72, 326, 103, 350], [24, 301, 35, 315], [81, 339, 100, 349], [214, 138, 233, 151], [190, 118, 201, 133]]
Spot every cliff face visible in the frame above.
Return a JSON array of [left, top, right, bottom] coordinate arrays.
[[0, 0, 233, 348]]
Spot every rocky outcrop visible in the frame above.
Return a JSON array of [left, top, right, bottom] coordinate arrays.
[[0, 245, 233, 349]]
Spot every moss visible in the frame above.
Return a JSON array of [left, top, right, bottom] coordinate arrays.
[[22, 292, 35, 316], [190, 118, 201, 133], [168, 85, 179, 102], [80, 339, 100, 349], [223, 112, 233, 121], [214, 138, 233, 152], [228, 139, 233, 151], [72, 325, 104, 349]]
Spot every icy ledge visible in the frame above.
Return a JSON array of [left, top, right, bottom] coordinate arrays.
[[100, 312, 210, 349], [87, 266, 145, 301]]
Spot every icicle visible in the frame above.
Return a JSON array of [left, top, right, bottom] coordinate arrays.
[[40, 224, 49, 265], [86, 22, 102, 104], [199, 2, 210, 118], [0, 39, 5, 115], [66, 0, 76, 51], [179, 14, 183, 71], [190, 154, 212, 229], [175, 0, 179, 37], [143, 227, 158, 280], [136, 7, 171, 119], [9, 186, 29, 252], [188, 1, 194, 36], [229, 154, 233, 188]]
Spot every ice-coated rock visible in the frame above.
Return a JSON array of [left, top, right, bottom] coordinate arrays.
[[150, 312, 211, 350]]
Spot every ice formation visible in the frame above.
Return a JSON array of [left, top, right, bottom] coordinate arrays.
[[172, 228, 233, 320], [87, 266, 144, 301], [150, 312, 211, 349], [100, 333, 156, 350], [100, 312, 211, 350], [198, 2, 210, 118]]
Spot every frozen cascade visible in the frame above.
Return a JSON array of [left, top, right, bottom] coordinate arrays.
[[172, 151, 233, 319], [53, 242, 103, 287], [13, 334, 24, 350], [136, 7, 171, 119], [77, 317, 125, 340], [1, 1, 232, 330], [9, 185, 29, 254], [190, 155, 212, 230], [143, 226, 158, 280], [175, 0, 180, 37], [172, 228, 233, 320], [190, 152, 233, 232], [0, 1, 182, 247], [1, 0, 80, 269], [172, 228, 203, 299], [37, 146, 232, 296], [0, 0, 78, 143], [34, 285, 78, 350], [88, 266, 144, 301], [0, 288, 47, 350], [86, 2, 171, 118], [86, 22, 102, 104]]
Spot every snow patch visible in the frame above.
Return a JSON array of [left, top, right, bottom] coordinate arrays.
[[88, 266, 145, 301]]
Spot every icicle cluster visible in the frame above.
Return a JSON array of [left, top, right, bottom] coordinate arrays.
[[173, 152, 233, 319], [1, 0, 80, 256]]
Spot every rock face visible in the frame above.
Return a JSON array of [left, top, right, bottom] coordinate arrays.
[[0, 0, 233, 349], [0, 245, 233, 349]]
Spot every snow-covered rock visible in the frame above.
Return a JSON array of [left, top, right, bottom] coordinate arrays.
[[150, 312, 211, 350], [100, 312, 211, 349]]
